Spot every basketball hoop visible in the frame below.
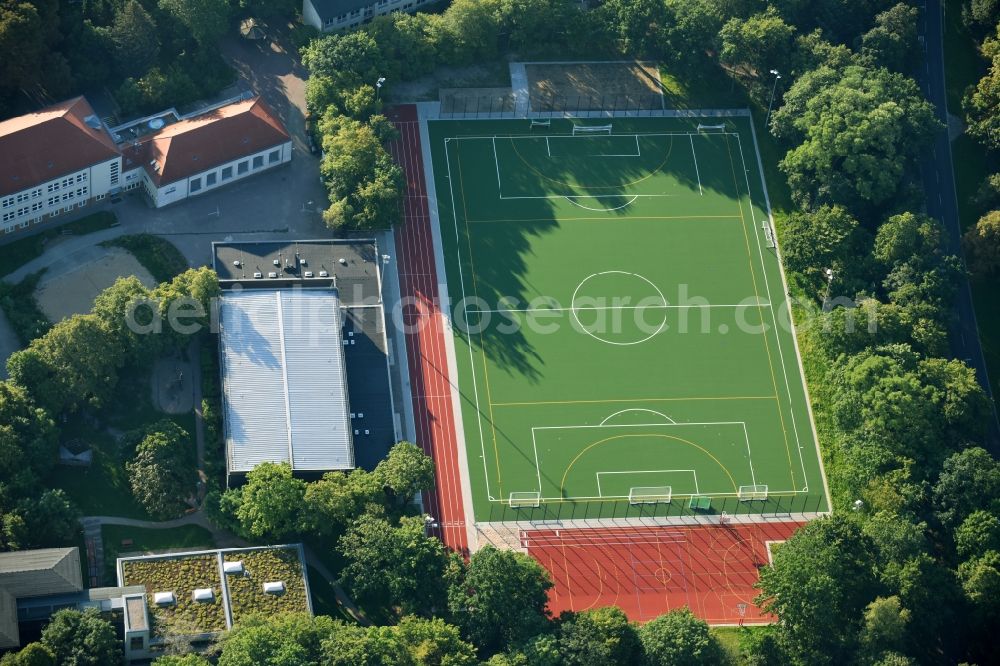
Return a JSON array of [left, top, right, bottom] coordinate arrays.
[[736, 602, 748, 626], [719, 511, 730, 525]]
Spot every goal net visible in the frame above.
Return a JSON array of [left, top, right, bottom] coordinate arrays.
[[508, 492, 541, 509], [696, 123, 726, 132], [530, 119, 551, 128], [628, 486, 672, 505], [572, 123, 612, 136], [738, 485, 769, 501]]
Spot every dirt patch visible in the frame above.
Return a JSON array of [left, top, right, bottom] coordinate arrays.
[[526, 62, 664, 112], [440, 87, 515, 115], [34, 247, 156, 323], [152, 353, 193, 414]]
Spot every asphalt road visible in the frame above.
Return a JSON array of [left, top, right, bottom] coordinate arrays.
[[921, 0, 1000, 446]]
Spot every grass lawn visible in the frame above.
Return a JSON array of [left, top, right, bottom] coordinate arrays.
[[102, 234, 189, 283], [0, 212, 119, 279], [710, 626, 743, 663], [102, 524, 215, 583]]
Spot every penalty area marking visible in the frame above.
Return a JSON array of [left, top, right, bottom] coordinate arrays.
[[564, 195, 638, 212], [600, 408, 676, 426]]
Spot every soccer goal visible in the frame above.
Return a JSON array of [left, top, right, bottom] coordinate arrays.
[[738, 485, 769, 502], [629, 486, 672, 505], [572, 123, 613, 136], [697, 123, 726, 132], [508, 491, 541, 509], [530, 119, 551, 128]]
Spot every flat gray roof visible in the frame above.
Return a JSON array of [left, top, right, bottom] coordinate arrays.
[[221, 289, 354, 474]]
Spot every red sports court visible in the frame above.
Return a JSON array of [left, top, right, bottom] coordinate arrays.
[[523, 521, 805, 624]]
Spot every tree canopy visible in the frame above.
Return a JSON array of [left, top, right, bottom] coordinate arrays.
[[126, 420, 195, 519], [40, 608, 121, 666]]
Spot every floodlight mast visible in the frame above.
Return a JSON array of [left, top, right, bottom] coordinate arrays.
[[376, 76, 386, 100], [765, 69, 782, 127]]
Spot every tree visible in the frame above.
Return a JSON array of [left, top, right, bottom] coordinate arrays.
[[0, 381, 57, 485], [550, 606, 642, 666], [895, 553, 965, 660], [756, 516, 878, 665], [447, 545, 552, 655], [15, 489, 80, 549], [231, 462, 306, 540], [0, 642, 56, 666], [0, 1, 47, 92], [375, 441, 435, 505], [963, 210, 1000, 278], [91, 276, 163, 362], [126, 420, 195, 519], [218, 613, 340, 666], [965, 30, 1000, 150], [779, 204, 869, 297], [7, 315, 126, 414], [438, 0, 502, 64], [859, 3, 919, 72], [395, 616, 478, 666], [858, 596, 909, 662], [318, 113, 403, 231], [638, 607, 723, 666], [933, 447, 1000, 528], [301, 469, 382, 539], [956, 510, 1000, 560], [40, 608, 121, 666], [105, 0, 159, 78], [958, 550, 1000, 623], [321, 625, 409, 666], [772, 63, 941, 209], [302, 30, 387, 91], [719, 8, 796, 86], [861, 511, 928, 588], [598, 0, 669, 56], [340, 512, 449, 615], [158, 0, 230, 47]]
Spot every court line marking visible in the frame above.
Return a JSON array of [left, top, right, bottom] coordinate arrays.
[[689, 134, 703, 195], [493, 395, 778, 407], [443, 136, 495, 501], [733, 132, 809, 491], [464, 303, 771, 315], [600, 408, 675, 425], [564, 195, 638, 211], [527, 421, 755, 501], [596, 469, 700, 497]]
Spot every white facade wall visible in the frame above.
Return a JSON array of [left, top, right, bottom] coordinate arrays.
[[311, 0, 434, 33], [145, 141, 292, 209], [0, 156, 121, 234]]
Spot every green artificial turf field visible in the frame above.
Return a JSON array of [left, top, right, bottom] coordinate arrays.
[[425, 115, 829, 523]]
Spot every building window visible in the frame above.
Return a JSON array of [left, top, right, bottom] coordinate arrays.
[[16, 206, 28, 217], [96, 194, 105, 200], [252, 155, 264, 169], [129, 637, 144, 651], [190, 177, 202, 193], [206, 172, 217, 186], [269, 149, 281, 164], [77, 173, 87, 183], [110, 161, 120, 186], [1, 197, 12, 208], [237, 161, 248, 175], [2, 212, 13, 222], [31, 188, 41, 199], [31, 202, 42, 212], [222, 166, 233, 180], [62, 192, 71, 201], [47, 183, 58, 193], [18, 221, 28, 229], [48, 196, 59, 206], [77, 187, 87, 198]]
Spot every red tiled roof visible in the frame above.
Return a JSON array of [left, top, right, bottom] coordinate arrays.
[[0, 97, 120, 197], [125, 97, 290, 187]]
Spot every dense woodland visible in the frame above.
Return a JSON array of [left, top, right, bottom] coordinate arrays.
[[3, 0, 1000, 664]]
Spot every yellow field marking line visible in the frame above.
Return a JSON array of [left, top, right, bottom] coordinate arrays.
[[506, 134, 674, 190], [492, 395, 778, 407], [466, 214, 740, 224], [723, 134, 796, 488], [558, 433, 740, 495], [456, 145, 505, 497]]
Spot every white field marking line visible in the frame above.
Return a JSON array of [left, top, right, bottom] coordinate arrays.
[[491, 137, 503, 198], [599, 408, 675, 426], [546, 136, 550, 157], [733, 132, 808, 490], [491, 489, 811, 503], [564, 195, 637, 211], [501, 193, 676, 200], [448, 131, 740, 141], [444, 137, 494, 501], [690, 134, 703, 196], [595, 469, 699, 497], [528, 421, 756, 502], [463, 302, 771, 315]]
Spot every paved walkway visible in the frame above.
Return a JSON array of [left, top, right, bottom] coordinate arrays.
[[80, 512, 369, 624]]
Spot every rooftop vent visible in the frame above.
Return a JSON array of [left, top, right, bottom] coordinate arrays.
[[268, 271, 277, 279], [223, 561, 244, 575], [319, 270, 329, 278], [253, 272, 262, 279], [304, 271, 314, 278], [233, 260, 241, 267], [153, 591, 175, 605], [263, 581, 285, 595], [192, 588, 214, 602]]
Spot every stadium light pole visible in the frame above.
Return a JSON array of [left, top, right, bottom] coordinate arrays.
[[375, 76, 386, 100], [378, 253, 391, 302], [822, 268, 835, 312], [765, 70, 781, 127]]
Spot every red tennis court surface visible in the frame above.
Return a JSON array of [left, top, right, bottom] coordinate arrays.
[[387, 105, 469, 556], [523, 521, 805, 624]]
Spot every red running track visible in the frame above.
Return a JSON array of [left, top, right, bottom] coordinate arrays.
[[524, 522, 805, 624], [386, 105, 469, 556]]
